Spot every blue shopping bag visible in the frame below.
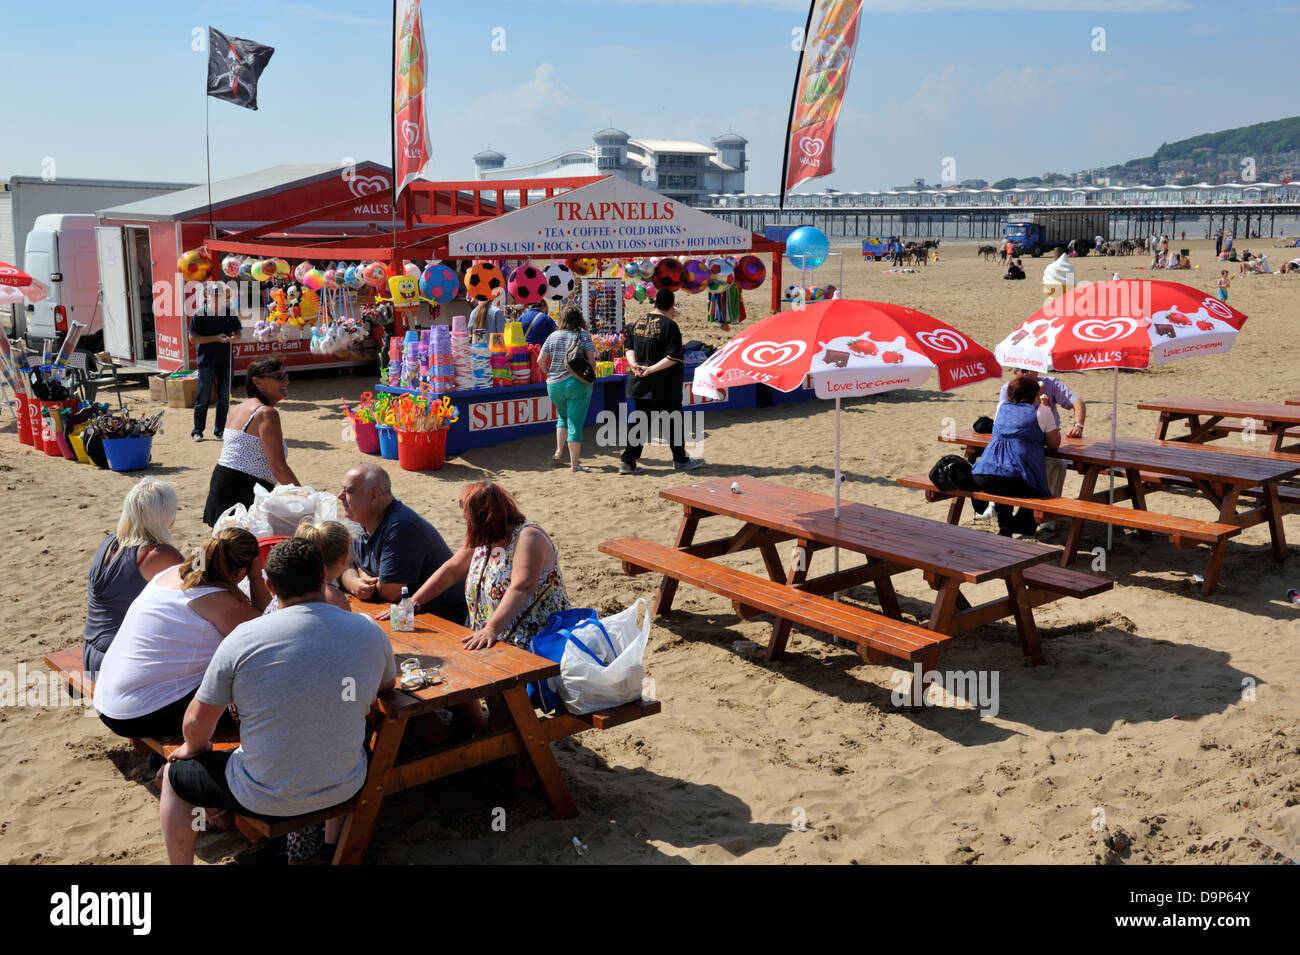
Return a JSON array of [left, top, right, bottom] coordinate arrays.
[[528, 609, 615, 713]]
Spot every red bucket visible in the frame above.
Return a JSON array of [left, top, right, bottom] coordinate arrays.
[[38, 399, 78, 457], [16, 393, 34, 446], [353, 420, 380, 455], [396, 428, 447, 471], [258, 535, 291, 565]]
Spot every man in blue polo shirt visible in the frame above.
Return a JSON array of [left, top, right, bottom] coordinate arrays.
[[337, 463, 466, 623], [188, 283, 242, 441], [520, 302, 556, 346]]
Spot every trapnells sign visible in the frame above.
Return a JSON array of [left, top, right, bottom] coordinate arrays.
[[447, 177, 752, 258]]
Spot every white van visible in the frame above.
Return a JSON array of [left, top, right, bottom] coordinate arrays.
[[23, 214, 102, 345]]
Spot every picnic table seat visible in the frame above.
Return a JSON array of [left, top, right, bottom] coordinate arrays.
[[896, 473, 1242, 558], [598, 535, 953, 668]]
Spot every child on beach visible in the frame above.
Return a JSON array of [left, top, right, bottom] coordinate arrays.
[[1217, 271, 1232, 302]]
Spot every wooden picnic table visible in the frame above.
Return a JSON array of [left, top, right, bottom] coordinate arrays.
[[652, 476, 1106, 666], [45, 599, 660, 865], [1137, 395, 1300, 452], [941, 430, 1299, 594]]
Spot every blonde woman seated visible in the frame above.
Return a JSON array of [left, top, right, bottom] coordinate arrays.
[[263, 520, 353, 614]]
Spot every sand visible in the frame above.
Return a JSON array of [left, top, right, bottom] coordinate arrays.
[[2, 238, 1298, 865]]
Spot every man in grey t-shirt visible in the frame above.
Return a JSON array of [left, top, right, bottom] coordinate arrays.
[[160, 538, 396, 864]]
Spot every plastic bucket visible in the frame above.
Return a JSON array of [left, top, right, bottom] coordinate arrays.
[[376, 424, 399, 459], [69, 432, 92, 464], [38, 399, 77, 457], [56, 431, 77, 460], [102, 434, 153, 472], [16, 393, 33, 446], [353, 420, 380, 455], [396, 428, 446, 471], [258, 535, 291, 565]]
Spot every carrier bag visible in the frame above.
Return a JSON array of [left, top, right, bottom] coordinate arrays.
[[929, 454, 977, 492], [557, 598, 651, 715]]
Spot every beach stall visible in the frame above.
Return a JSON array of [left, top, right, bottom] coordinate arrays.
[[94, 161, 440, 374], [203, 173, 784, 455]]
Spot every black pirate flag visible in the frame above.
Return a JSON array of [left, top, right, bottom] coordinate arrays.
[[206, 27, 275, 111]]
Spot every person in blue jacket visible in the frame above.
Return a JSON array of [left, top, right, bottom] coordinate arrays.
[[972, 373, 1061, 536]]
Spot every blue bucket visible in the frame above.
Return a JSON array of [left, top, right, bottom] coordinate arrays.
[[102, 434, 153, 472], [376, 424, 399, 459]]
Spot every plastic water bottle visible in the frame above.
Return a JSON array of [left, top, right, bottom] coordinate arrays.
[[392, 586, 415, 632]]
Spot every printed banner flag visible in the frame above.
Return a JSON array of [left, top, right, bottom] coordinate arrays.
[[393, 0, 432, 198], [783, 0, 863, 196], [206, 27, 275, 111]]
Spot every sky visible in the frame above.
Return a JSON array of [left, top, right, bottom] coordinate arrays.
[[3, 0, 1298, 194]]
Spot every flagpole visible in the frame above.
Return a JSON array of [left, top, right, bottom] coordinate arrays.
[[390, 0, 399, 242], [205, 93, 215, 241], [779, 1, 816, 211]]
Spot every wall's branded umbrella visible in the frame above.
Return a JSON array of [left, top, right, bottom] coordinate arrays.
[[694, 298, 1001, 516], [992, 279, 1250, 545]]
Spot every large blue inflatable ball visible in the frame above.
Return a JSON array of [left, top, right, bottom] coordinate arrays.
[[786, 226, 829, 270]]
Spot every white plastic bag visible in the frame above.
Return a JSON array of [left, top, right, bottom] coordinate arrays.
[[248, 484, 338, 536], [212, 502, 249, 535], [557, 598, 650, 715]]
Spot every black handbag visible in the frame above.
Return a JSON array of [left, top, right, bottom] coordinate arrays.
[[973, 415, 995, 434], [929, 454, 977, 492], [565, 334, 597, 384]]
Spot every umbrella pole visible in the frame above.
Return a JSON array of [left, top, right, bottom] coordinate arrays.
[[1107, 365, 1117, 551], [833, 397, 842, 612]]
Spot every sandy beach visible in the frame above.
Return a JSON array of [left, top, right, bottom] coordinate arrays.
[[2, 238, 1298, 865]]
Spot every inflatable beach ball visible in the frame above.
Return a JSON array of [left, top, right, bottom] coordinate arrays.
[[650, 257, 683, 292], [343, 265, 363, 289], [786, 226, 829, 270], [508, 264, 549, 305], [363, 262, 387, 288], [177, 249, 212, 282], [706, 258, 735, 292], [222, 255, 243, 279], [625, 260, 641, 279], [735, 254, 766, 291], [680, 259, 710, 294], [542, 262, 575, 300], [420, 263, 459, 303], [568, 256, 597, 277], [465, 262, 505, 302]]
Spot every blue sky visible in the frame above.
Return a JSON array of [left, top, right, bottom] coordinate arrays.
[[3, 0, 1296, 193]]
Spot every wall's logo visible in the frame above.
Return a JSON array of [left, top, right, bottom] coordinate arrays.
[[1203, 297, 1233, 320], [915, 329, 967, 354], [743, 340, 806, 367], [401, 121, 420, 147], [799, 137, 825, 160], [1073, 317, 1138, 343], [347, 174, 390, 198]]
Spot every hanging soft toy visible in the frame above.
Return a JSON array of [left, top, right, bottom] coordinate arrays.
[[268, 287, 289, 323], [285, 284, 302, 321], [299, 287, 320, 321]]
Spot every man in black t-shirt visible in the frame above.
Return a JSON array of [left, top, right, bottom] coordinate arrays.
[[188, 284, 242, 441], [620, 289, 703, 475]]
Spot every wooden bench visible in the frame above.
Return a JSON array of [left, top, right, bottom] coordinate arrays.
[[896, 473, 1242, 560], [599, 536, 952, 668]]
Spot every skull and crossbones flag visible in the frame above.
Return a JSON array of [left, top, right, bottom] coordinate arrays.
[[206, 27, 275, 111]]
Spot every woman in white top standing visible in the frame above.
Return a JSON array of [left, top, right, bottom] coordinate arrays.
[[95, 528, 269, 741], [202, 357, 301, 526]]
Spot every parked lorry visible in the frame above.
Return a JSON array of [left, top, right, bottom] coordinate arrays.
[[1003, 211, 1108, 258]]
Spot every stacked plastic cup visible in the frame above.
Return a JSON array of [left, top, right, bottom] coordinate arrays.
[[428, 325, 455, 394], [470, 329, 492, 389], [451, 315, 473, 391], [489, 332, 511, 387]]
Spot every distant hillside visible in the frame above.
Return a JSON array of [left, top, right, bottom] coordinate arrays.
[[1126, 116, 1300, 170]]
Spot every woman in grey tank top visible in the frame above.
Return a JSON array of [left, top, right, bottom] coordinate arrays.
[[82, 479, 183, 676]]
